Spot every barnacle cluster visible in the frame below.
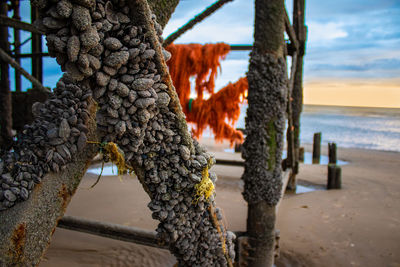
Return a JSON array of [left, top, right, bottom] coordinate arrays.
[[0, 0, 235, 265], [241, 52, 287, 205]]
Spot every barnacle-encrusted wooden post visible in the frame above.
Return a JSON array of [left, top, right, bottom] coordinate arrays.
[[241, 0, 287, 266], [147, 0, 180, 29], [0, 0, 234, 265]]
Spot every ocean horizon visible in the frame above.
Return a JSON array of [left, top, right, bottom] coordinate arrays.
[[222, 103, 400, 153]]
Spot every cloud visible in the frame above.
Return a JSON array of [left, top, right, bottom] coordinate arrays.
[[163, 0, 253, 44], [165, 24, 253, 44], [307, 22, 348, 44]]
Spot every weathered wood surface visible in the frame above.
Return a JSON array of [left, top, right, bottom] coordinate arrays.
[[1, 0, 234, 266], [275, 169, 291, 213], [241, 0, 287, 266], [284, 9, 299, 51], [0, 101, 98, 265], [286, 51, 298, 190], [312, 132, 321, 164], [328, 142, 337, 164], [0, 2, 13, 150], [0, 15, 44, 34], [58, 215, 169, 250], [299, 146, 305, 162], [327, 164, 342, 189], [291, 0, 306, 174], [31, 6, 42, 84], [11, 2, 22, 92], [147, 0, 180, 29]]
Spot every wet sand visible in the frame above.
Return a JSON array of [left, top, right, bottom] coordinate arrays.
[[40, 138, 400, 267]]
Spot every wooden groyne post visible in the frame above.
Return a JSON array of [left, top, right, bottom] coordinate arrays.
[[328, 142, 337, 164], [298, 147, 304, 162], [312, 132, 321, 164], [327, 142, 341, 189], [327, 164, 342, 189]]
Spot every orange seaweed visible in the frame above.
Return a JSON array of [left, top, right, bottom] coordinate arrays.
[[187, 77, 248, 145], [166, 43, 248, 144]]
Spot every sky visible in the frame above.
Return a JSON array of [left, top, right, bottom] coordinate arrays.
[[8, 0, 400, 108], [163, 0, 400, 108]]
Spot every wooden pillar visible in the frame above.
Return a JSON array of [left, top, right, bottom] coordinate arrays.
[[298, 146, 304, 162], [31, 5, 43, 84], [286, 51, 298, 190], [312, 132, 321, 164], [0, 1, 13, 150], [241, 0, 287, 266], [291, 0, 306, 173], [327, 165, 342, 189], [12, 0, 22, 92], [328, 142, 337, 164]]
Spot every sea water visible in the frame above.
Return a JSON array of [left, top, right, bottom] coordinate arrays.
[[300, 105, 400, 152], [234, 104, 400, 153]]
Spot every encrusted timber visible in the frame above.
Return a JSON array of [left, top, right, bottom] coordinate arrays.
[[0, 0, 234, 265], [126, 2, 234, 266], [0, 101, 98, 266], [127, 0, 193, 155]]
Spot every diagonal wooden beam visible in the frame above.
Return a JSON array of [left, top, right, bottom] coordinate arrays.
[[0, 47, 50, 93], [284, 9, 299, 51], [163, 0, 234, 47]]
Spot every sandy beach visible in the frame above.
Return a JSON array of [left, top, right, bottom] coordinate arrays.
[[40, 138, 400, 267]]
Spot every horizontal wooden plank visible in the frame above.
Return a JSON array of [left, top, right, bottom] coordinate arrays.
[[0, 15, 43, 34], [230, 45, 253, 51], [58, 216, 169, 249], [13, 52, 50, 58]]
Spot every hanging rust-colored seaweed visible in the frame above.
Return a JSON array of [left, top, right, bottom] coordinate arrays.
[[166, 43, 248, 144], [188, 77, 248, 144]]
